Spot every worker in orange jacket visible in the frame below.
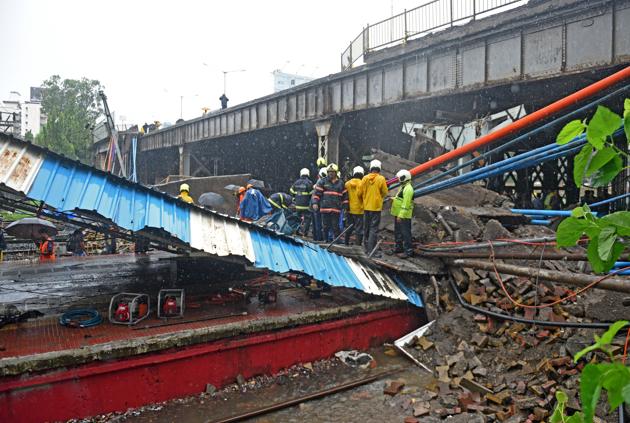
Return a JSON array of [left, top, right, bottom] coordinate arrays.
[[38, 229, 56, 262], [360, 159, 388, 256]]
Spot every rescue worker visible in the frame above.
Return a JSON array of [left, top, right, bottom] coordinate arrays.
[[312, 163, 347, 242], [360, 159, 388, 256], [311, 167, 327, 241], [290, 168, 313, 236], [235, 186, 246, 216], [0, 218, 6, 262], [38, 229, 56, 262], [391, 169, 414, 258], [240, 184, 272, 221], [268, 192, 293, 210], [544, 190, 562, 210], [67, 228, 86, 256], [344, 166, 364, 245], [177, 183, 194, 204]]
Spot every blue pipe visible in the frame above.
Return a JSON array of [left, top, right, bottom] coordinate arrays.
[[609, 270, 630, 276], [411, 84, 630, 190], [512, 209, 598, 217], [414, 139, 585, 197], [530, 219, 551, 225], [613, 262, 630, 268], [589, 192, 630, 208]]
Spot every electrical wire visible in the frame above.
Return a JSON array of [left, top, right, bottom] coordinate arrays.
[[448, 276, 625, 329], [487, 240, 630, 309]]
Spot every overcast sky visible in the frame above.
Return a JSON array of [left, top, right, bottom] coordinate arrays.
[[1, 0, 426, 126]]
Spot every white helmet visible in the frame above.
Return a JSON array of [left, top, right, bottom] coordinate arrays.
[[352, 166, 365, 177], [300, 168, 310, 177], [369, 159, 382, 171], [396, 169, 412, 183], [319, 167, 327, 178]]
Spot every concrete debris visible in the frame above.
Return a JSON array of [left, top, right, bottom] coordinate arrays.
[[334, 350, 374, 369]]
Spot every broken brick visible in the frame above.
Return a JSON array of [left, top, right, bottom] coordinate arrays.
[[486, 391, 512, 405], [383, 380, 405, 396]]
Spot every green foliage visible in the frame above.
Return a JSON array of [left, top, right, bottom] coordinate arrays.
[[557, 206, 629, 273], [35, 75, 104, 164], [555, 100, 630, 274], [557, 102, 627, 189], [24, 130, 34, 142], [552, 321, 629, 422]]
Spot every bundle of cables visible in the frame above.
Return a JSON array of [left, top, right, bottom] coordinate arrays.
[[412, 128, 624, 198], [59, 308, 102, 328]]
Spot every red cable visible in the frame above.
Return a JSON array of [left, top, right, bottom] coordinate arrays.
[[623, 328, 630, 364], [487, 240, 630, 310], [387, 65, 630, 186]]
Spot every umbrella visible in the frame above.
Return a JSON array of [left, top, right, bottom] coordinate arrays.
[[5, 217, 58, 240], [247, 179, 265, 189], [198, 192, 226, 209], [224, 184, 241, 192]]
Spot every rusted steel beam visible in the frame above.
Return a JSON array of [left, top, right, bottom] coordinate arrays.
[[451, 259, 630, 294]]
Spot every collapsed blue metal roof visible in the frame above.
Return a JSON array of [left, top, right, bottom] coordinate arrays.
[[0, 133, 422, 307]]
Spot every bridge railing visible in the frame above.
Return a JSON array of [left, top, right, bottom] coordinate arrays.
[[341, 0, 527, 71]]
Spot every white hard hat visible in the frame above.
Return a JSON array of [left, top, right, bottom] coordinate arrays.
[[352, 166, 365, 176], [396, 169, 412, 183], [319, 167, 327, 178], [300, 168, 310, 177], [369, 159, 382, 171]]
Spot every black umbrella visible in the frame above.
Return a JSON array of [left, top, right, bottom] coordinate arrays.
[[247, 179, 265, 189], [198, 192, 226, 209], [5, 217, 58, 240]]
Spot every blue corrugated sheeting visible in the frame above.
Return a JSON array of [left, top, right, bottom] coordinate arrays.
[[392, 275, 423, 307], [249, 230, 364, 290], [27, 156, 191, 242]]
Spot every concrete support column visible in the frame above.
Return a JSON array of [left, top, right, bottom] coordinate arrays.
[[178, 145, 191, 177]]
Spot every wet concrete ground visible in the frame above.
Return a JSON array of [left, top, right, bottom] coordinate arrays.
[[109, 349, 429, 423]]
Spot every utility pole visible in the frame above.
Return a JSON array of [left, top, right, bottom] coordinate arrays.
[[222, 69, 246, 97]]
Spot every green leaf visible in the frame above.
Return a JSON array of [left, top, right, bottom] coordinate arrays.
[[557, 120, 586, 145], [590, 154, 623, 187], [572, 206, 587, 217], [587, 237, 625, 273], [580, 363, 603, 421], [549, 408, 564, 423], [624, 99, 630, 117], [597, 226, 617, 261], [599, 320, 629, 346], [586, 147, 617, 176], [586, 105, 622, 150], [556, 217, 589, 247], [556, 390, 569, 404], [573, 144, 593, 187], [566, 412, 585, 423], [600, 212, 630, 236], [624, 113, 630, 143], [600, 363, 630, 410]]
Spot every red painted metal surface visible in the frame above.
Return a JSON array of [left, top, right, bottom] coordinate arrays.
[[0, 307, 422, 423]]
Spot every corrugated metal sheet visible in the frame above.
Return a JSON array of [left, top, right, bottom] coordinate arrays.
[[28, 156, 191, 243], [249, 231, 416, 304], [0, 133, 422, 307], [189, 209, 255, 261]]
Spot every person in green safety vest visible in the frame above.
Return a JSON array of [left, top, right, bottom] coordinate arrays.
[[391, 169, 415, 258]]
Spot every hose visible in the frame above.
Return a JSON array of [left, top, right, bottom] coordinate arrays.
[[59, 308, 103, 328]]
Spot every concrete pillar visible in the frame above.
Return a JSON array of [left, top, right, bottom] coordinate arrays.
[[178, 145, 191, 177]]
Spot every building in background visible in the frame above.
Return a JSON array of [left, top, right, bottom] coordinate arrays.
[[0, 87, 47, 137], [272, 70, 313, 93]]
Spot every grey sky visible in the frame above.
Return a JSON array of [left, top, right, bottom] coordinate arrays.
[[1, 0, 423, 126]]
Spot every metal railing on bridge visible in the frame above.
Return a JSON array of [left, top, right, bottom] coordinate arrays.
[[341, 0, 527, 71]]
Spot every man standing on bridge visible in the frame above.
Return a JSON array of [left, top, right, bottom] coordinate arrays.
[[360, 160, 388, 256], [290, 168, 313, 236]]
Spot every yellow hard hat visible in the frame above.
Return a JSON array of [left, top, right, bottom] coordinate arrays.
[[327, 163, 339, 172], [316, 157, 327, 168], [180, 183, 190, 193]]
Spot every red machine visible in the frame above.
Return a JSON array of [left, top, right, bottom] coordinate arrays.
[[114, 302, 130, 322], [162, 297, 178, 317]]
